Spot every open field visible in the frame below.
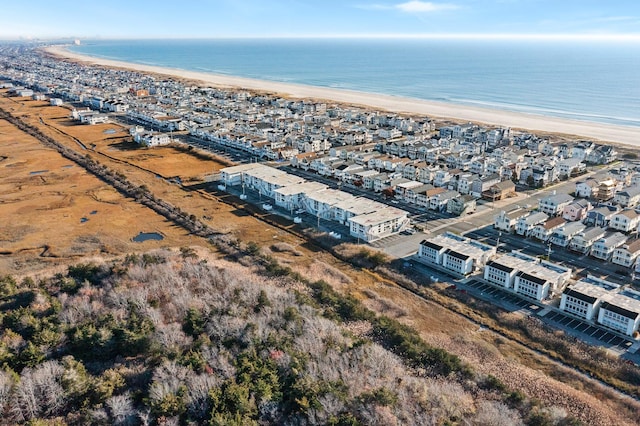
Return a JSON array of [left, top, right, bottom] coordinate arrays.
[[0, 100, 203, 274], [1, 93, 639, 424]]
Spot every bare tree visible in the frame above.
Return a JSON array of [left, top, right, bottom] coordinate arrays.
[[106, 393, 137, 426], [0, 370, 14, 417], [10, 361, 66, 422]]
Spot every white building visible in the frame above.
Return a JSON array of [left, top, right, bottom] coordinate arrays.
[[549, 221, 586, 247], [597, 289, 640, 336], [560, 276, 619, 321], [568, 226, 606, 254], [515, 211, 549, 236], [332, 197, 386, 225], [609, 209, 640, 233], [301, 188, 354, 220], [273, 181, 328, 211], [483, 251, 571, 300], [418, 233, 496, 276], [242, 166, 305, 199], [494, 209, 527, 232], [611, 239, 640, 268], [575, 179, 599, 198], [220, 163, 262, 186], [590, 232, 628, 261], [538, 193, 574, 216], [137, 132, 171, 147], [348, 207, 409, 242]]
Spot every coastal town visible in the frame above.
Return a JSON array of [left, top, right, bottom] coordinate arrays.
[[1, 43, 640, 350]]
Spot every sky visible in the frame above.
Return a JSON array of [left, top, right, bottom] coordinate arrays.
[[2, 0, 640, 40]]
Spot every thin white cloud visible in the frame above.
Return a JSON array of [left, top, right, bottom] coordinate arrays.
[[357, 1, 459, 13], [395, 1, 458, 13]]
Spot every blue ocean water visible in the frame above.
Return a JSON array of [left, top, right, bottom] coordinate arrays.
[[70, 39, 640, 128]]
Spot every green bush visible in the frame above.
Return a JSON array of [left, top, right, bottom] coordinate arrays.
[[67, 263, 104, 286], [0, 275, 17, 297], [183, 307, 206, 337]]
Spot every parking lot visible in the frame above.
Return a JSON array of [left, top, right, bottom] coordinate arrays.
[[465, 279, 543, 312], [542, 310, 633, 352], [463, 279, 635, 353]]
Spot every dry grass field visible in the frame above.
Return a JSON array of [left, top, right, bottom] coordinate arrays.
[[0, 94, 309, 274], [0, 108, 201, 274], [1, 93, 639, 424]]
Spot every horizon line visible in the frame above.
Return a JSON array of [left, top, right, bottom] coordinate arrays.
[[4, 33, 640, 42]]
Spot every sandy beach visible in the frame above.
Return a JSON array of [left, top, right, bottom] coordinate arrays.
[[46, 45, 639, 147]]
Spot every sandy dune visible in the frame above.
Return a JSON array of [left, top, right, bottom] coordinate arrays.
[[46, 45, 639, 147]]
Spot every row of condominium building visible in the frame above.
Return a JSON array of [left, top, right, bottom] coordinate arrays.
[[219, 164, 410, 242], [417, 233, 640, 336]]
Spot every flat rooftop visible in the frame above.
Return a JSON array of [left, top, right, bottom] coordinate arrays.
[[303, 188, 354, 205], [565, 281, 616, 302], [221, 163, 269, 175], [332, 196, 385, 215], [348, 207, 408, 226], [490, 252, 570, 283], [273, 181, 328, 196], [422, 233, 495, 260]]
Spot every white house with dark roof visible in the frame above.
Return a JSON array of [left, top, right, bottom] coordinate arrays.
[[590, 232, 628, 261], [484, 251, 571, 300], [514, 269, 560, 301], [560, 276, 619, 321], [483, 251, 537, 289], [597, 289, 640, 336], [418, 233, 496, 276]]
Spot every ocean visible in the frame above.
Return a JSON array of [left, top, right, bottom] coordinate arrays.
[[70, 39, 640, 128]]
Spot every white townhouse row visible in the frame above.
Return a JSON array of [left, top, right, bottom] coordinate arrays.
[[483, 251, 572, 301], [418, 233, 496, 276], [219, 164, 409, 242], [560, 276, 640, 336], [497, 208, 640, 271]]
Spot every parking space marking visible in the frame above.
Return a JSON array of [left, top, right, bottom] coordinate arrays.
[[575, 323, 589, 332], [589, 328, 601, 337], [605, 334, 619, 344]]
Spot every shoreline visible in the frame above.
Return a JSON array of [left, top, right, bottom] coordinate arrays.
[[46, 45, 640, 147]]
